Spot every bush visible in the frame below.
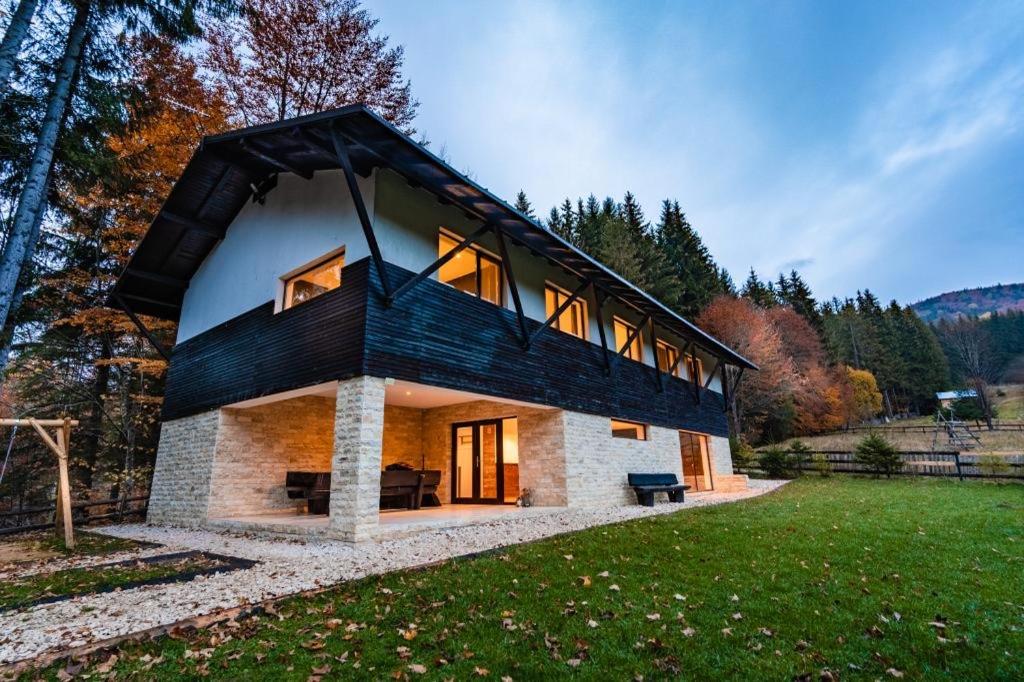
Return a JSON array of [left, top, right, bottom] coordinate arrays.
[[758, 446, 790, 478], [810, 452, 833, 477], [730, 436, 757, 470], [977, 454, 1011, 478], [787, 441, 812, 476], [854, 433, 903, 478]]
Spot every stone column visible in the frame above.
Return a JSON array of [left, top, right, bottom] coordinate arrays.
[[330, 375, 386, 541]]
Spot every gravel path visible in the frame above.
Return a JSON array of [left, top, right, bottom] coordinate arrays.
[[0, 480, 786, 665]]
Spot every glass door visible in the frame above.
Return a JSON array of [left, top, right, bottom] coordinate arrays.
[[680, 431, 714, 492], [451, 419, 504, 503]]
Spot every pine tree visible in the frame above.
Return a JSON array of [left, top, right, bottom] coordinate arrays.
[[514, 190, 535, 219], [653, 200, 728, 317], [741, 269, 778, 309]]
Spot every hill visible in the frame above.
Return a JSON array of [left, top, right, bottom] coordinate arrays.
[[912, 282, 1024, 322]]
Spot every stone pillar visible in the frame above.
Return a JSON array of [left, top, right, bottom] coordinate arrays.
[[147, 410, 221, 527], [329, 375, 385, 541], [709, 434, 748, 492]]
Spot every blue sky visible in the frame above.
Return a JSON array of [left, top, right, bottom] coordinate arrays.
[[366, 0, 1024, 304]]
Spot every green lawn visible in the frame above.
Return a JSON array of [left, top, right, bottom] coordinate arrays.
[[34, 479, 1024, 680]]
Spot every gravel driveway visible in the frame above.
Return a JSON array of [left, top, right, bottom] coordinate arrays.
[[0, 479, 786, 665]]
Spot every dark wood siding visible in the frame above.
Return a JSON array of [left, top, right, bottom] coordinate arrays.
[[163, 258, 728, 437], [366, 262, 728, 437], [162, 261, 370, 420]]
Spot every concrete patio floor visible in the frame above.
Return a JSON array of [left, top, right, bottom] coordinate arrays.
[[208, 504, 567, 540]]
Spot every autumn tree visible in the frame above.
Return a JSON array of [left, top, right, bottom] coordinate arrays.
[[846, 367, 883, 423], [935, 316, 999, 429], [204, 0, 417, 129]]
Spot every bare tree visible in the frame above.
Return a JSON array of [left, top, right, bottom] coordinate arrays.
[[204, 0, 417, 130], [939, 317, 999, 430]]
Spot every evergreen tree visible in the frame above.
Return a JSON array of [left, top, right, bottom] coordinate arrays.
[[741, 269, 778, 308], [653, 200, 728, 317], [513, 190, 535, 219]]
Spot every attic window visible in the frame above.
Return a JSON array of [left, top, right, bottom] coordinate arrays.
[[282, 248, 345, 310]]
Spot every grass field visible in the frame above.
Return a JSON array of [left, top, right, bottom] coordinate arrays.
[[28, 478, 1023, 680]]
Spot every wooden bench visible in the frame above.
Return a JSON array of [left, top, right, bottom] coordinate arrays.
[[627, 473, 690, 507], [380, 469, 442, 510], [285, 471, 331, 515]]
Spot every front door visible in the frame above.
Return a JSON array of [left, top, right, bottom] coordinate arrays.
[[451, 419, 504, 503], [680, 430, 714, 491]]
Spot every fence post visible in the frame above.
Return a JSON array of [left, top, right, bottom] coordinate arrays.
[[953, 452, 963, 481]]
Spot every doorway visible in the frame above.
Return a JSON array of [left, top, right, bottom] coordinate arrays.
[[679, 430, 714, 492], [451, 418, 518, 504]]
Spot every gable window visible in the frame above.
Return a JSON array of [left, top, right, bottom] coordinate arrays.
[[438, 230, 502, 305], [655, 340, 681, 377], [281, 248, 345, 310], [613, 317, 643, 362], [611, 418, 647, 440], [545, 283, 588, 339]]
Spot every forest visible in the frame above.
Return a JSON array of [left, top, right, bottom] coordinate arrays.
[[0, 0, 1009, 515]]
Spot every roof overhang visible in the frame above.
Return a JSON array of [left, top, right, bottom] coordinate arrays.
[[110, 104, 757, 370]]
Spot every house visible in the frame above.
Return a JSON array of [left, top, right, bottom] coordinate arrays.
[[111, 104, 757, 541], [936, 389, 978, 409]]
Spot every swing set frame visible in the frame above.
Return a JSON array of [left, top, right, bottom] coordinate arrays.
[[0, 417, 78, 549]]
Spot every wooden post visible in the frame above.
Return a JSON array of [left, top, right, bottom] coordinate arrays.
[[24, 417, 76, 550]]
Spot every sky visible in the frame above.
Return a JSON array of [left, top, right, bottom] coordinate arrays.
[[365, 0, 1024, 305]]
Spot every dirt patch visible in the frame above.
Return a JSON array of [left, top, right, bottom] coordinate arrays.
[[0, 540, 59, 565]]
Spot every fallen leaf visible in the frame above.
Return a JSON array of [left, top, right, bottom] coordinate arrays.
[[886, 668, 904, 678], [587, 619, 599, 628], [682, 627, 696, 637], [609, 584, 620, 592], [408, 663, 427, 674], [646, 613, 661, 621], [563, 555, 574, 561], [674, 594, 686, 601], [566, 658, 582, 668], [732, 612, 743, 620], [721, 628, 733, 636], [579, 576, 592, 587]]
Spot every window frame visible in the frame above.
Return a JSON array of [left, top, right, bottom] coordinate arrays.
[[613, 316, 643, 362], [687, 354, 704, 385], [610, 418, 648, 441], [438, 227, 504, 306], [544, 281, 589, 340], [277, 245, 346, 312], [655, 339, 682, 377]]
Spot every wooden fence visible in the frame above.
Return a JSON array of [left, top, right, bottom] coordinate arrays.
[[738, 451, 1024, 480], [0, 495, 148, 536], [840, 422, 1024, 434]]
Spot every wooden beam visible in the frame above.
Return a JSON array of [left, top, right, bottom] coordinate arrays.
[[125, 269, 188, 289], [388, 223, 492, 305], [116, 293, 180, 311], [494, 226, 529, 347], [27, 419, 63, 457], [648, 318, 664, 393], [329, 125, 392, 299], [703, 358, 722, 389], [114, 294, 173, 361], [0, 419, 79, 427], [593, 285, 611, 376], [238, 138, 313, 179], [527, 280, 590, 349], [614, 314, 650, 361], [666, 343, 687, 378], [55, 420, 74, 549], [159, 210, 224, 239]]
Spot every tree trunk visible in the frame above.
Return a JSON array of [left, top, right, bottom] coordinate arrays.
[[0, 0, 89, 335], [0, 0, 40, 90], [77, 335, 111, 491], [973, 379, 994, 430]]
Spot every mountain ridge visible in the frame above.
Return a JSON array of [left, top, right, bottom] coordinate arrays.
[[911, 282, 1024, 323]]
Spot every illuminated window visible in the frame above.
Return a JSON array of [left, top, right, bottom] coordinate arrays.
[[282, 249, 344, 310], [611, 418, 647, 440], [686, 354, 704, 385], [545, 283, 587, 339], [438, 230, 502, 305], [655, 340, 681, 377], [613, 317, 643, 362], [679, 430, 713, 491]]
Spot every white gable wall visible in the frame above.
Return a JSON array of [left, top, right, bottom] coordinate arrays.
[[177, 170, 376, 341]]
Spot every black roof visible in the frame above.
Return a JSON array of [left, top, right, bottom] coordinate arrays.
[[111, 104, 757, 370]]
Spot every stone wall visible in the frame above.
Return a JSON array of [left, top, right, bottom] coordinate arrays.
[[205, 396, 335, 518], [563, 413, 684, 507], [381, 405, 424, 469], [147, 410, 221, 526], [329, 376, 385, 541]]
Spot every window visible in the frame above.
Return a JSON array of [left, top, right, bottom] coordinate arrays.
[[655, 340, 681, 377], [281, 249, 345, 310], [545, 283, 588, 339], [613, 317, 643, 362], [438, 230, 502, 305], [611, 418, 647, 440], [686, 354, 704, 385]]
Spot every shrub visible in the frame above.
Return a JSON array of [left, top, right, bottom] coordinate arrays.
[[759, 446, 790, 478], [787, 441, 812, 476], [977, 454, 1011, 478], [811, 452, 833, 477], [730, 436, 757, 470], [854, 433, 903, 478]]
